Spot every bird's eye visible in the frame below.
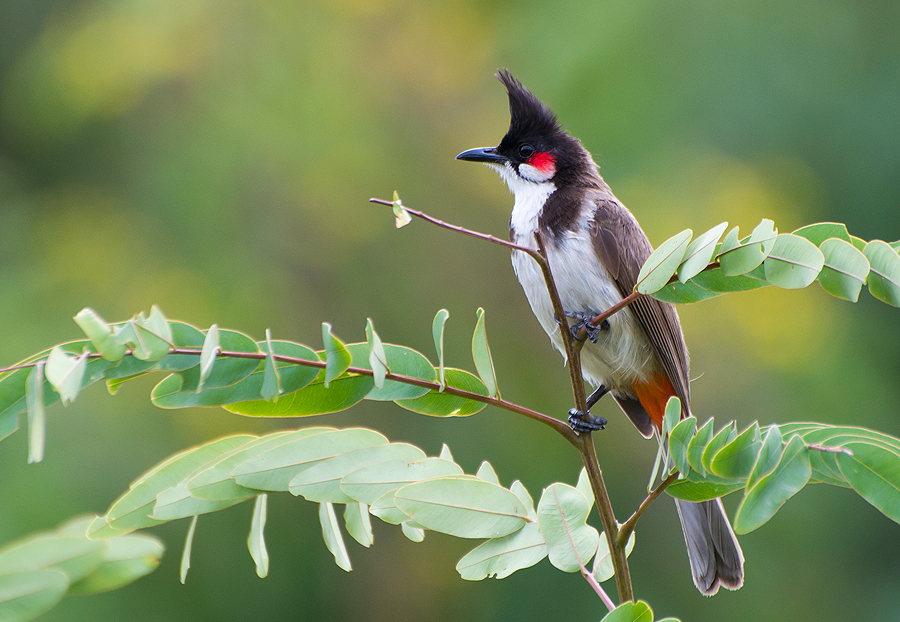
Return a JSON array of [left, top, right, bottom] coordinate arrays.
[[518, 144, 535, 159]]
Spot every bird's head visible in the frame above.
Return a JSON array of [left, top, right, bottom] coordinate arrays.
[[456, 69, 595, 191]]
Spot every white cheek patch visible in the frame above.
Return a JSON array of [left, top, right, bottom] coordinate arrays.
[[518, 162, 555, 183]]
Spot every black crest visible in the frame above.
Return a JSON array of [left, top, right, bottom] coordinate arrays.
[[495, 69, 564, 145], [494, 69, 599, 188]]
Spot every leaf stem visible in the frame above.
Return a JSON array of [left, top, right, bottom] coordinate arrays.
[[617, 471, 679, 549]]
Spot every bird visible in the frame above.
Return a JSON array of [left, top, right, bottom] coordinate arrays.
[[456, 69, 744, 596]]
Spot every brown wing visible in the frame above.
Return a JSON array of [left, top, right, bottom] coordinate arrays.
[[588, 195, 692, 416]]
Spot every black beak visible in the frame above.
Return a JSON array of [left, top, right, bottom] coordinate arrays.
[[456, 147, 506, 164]]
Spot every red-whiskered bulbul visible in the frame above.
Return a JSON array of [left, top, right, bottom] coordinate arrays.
[[456, 69, 744, 596]]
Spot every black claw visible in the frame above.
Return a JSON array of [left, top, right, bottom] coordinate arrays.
[[567, 408, 607, 433], [566, 312, 610, 344]]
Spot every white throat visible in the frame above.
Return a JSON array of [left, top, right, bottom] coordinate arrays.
[[486, 162, 556, 236]]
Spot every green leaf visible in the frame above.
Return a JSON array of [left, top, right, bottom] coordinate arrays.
[[476, 460, 501, 485], [718, 219, 776, 276], [186, 430, 322, 501], [687, 418, 715, 475], [734, 434, 811, 533], [343, 502, 374, 548], [537, 483, 600, 572], [593, 527, 635, 583], [260, 329, 281, 402], [67, 532, 163, 595], [747, 426, 784, 490], [247, 495, 269, 578], [864, 240, 900, 306], [717, 226, 740, 255], [600, 601, 654, 622], [0, 569, 69, 622], [344, 343, 434, 402], [400, 521, 425, 542], [472, 308, 499, 398], [112, 315, 170, 362], [179, 516, 198, 584], [669, 416, 696, 477], [651, 280, 723, 304], [690, 267, 768, 294], [836, 442, 900, 524], [891, 240, 900, 253], [365, 319, 388, 390], [677, 222, 728, 283], [818, 238, 869, 302], [289, 442, 427, 503], [396, 368, 488, 417], [456, 522, 547, 580], [432, 309, 449, 391], [792, 222, 851, 246], [575, 467, 593, 508], [232, 428, 388, 492], [44, 347, 88, 406], [25, 363, 46, 464], [510, 480, 538, 521], [153, 341, 320, 409], [850, 235, 868, 251], [394, 476, 527, 538], [710, 423, 761, 479], [73, 308, 127, 361], [392, 190, 411, 228], [322, 323, 352, 388], [226, 372, 375, 417], [0, 532, 105, 584], [319, 502, 352, 571], [701, 422, 736, 475], [764, 234, 825, 289], [636, 229, 692, 294], [340, 457, 463, 506], [91, 435, 253, 536], [666, 478, 745, 503], [196, 324, 219, 394]]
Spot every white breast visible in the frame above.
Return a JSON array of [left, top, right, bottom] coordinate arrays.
[[508, 189, 655, 393]]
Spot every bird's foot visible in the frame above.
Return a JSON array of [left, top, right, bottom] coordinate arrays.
[[565, 312, 609, 344], [567, 409, 607, 433]]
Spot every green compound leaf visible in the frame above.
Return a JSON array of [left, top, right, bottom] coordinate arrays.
[[837, 442, 900, 525], [432, 309, 450, 391], [677, 222, 728, 283], [636, 229, 692, 294], [764, 234, 825, 290], [289, 442, 427, 503], [319, 502, 352, 572], [456, 522, 547, 580], [394, 476, 527, 539], [472, 308, 499, 398], [322, 323, 352, 388], [864, 240, 900, 307], [537, 483, 599, 573], [247, 495, 269, 578], [260, 329, 281, 402], [232, 428, 388, 492], [600, 600, 655, 622], [818, 238, 869, 302], [734, 434, 811, 534], [792, 222, 851, 246], [0, 569, 69, 622], [340, 457, 463, 506], [365, 319, 388, 390], [395, 368, 488, 417], [718, 219, 776, 277], [73, 308, 127, 361]]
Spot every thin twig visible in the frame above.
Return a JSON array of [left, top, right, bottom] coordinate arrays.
[[617, 471, 679, 548], [1, 346, 579, 445], [808, 443, 853, 456]]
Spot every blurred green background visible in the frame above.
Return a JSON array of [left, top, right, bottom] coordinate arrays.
[[2, 0, 899, 620]]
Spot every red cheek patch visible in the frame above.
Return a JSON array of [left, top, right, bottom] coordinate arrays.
[[527, 151, 556, 173]]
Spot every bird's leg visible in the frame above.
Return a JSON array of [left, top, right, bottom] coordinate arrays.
[[565, 311, 610, 344], [568, 385, 609, 433]]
